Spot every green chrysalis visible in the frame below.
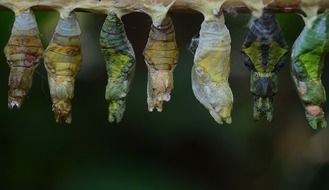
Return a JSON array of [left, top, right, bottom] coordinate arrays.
[[291, 11, 329, 130], [100, 13, 136, 123]]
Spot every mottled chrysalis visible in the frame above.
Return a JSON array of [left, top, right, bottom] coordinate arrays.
[[291, 11, 329, 129], [242, 12, 289, 121], [43, 13, 81, 124], [4, 9, 43, 109], [100, 13, 136, 123]]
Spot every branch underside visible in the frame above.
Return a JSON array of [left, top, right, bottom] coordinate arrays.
[[0, 0, 328, 14]]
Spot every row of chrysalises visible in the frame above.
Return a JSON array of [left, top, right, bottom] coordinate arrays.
[[2, 1, 329, 130]]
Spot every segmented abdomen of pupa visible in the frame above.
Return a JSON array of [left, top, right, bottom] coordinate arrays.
[[192, 14, 233, 124], [143, 15, 179, 112], [242, 12, 289, 121], [4, 9, 43, 109], [43, 13, 81, 124], [100, 13, 136, 123], [291, 11, 329, 129]]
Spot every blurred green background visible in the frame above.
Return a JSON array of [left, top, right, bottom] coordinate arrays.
[[0, 10, 329, 190]]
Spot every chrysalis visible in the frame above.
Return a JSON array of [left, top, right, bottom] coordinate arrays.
[[43, 13, 81, 124], [143, 16, 179, 112], [192, 13, 233, 124], [242, 12, 289, 121], [4, 9, 43, 109], [291, 11, 329, 129], [99, 13, 136, 123]]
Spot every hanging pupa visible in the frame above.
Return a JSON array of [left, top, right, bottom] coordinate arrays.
[[4, 9, 43, 109], [43, 13, 81, 124], [143, 15, 179, 112], [291, 11, 329, 130], [99, 13, 136, 123], [192, 12, 233, 124], [242, 12, 289, 121]]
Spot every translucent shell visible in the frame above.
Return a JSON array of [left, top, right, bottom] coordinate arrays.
[[291, 11, 329, 130], [4, 9, 43, 109], [43, 13, 81, 124], [100, 13, 136, 123], [192, 14, 233, 124], [242, 12, 289, 121], [143, 16, 179, 112]]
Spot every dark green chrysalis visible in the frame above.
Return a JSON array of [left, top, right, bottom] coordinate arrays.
[[100, 13, 136, 123], [242, 12, 289, 122], [291, 11, 329, 130]]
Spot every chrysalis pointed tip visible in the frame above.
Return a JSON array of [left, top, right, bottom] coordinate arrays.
[[108, 100, 126, 124], [148, 103, 164, 112], [209, 105, 233, 125], [309, 120, 327, 130], [210, 110, 223, 124], [8, 98, 23, 110], [214, 118, 223, 125], [147, 70, 174, 113], [266, 113, 273, 122], [108, 111, 124, 124], [54, 112, 72, 124], [305, 111, 327, 130], [225, 117, 232, 124], [156, 107, 163, 112], [108, 115, 116, 123], [52, 101, 72, 124]]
